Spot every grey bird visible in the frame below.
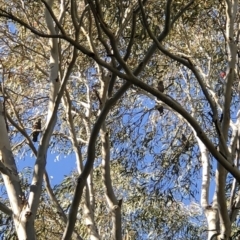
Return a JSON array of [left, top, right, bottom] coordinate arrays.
[[157, 105, 164, 115], [157, 81, 164, 93], [181, 134, 189, 150], [32, 119, 41, 142]]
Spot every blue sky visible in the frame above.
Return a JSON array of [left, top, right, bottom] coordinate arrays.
[[16, 150, 77, 185]]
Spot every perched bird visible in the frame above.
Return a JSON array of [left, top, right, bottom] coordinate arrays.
[[220, 113, 223, 123], [32, 119, 41, 142], [157, 105, 164, 115], [181, 134, 189, 151], [181, 134, 187, 142], [118, 199, 123, 208], [157, 81, 164, 93]]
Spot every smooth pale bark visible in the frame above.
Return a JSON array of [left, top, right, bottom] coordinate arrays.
[[229, 115, 240, 224], [98, 69, 122, 240], [87, 45, 120, 237], [21, 1, 60, 239], [62, 82, 130, 240], [79, 76, 99, 240], [214, 1, 238, 238], [78, 75, 100, 240], [1, 1, 240, 239], [5, 101, 82, 238], [62, 2, 214, 238], [100, 123, 122, 240], [138, 2, 239, 237], [62, 91, 100, 240], [0, 103, 30, 239], [196, 138, 219, 240], [0, 2, 70, 236]]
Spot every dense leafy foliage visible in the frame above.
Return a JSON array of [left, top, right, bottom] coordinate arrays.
[[0, 0, 239, 239]]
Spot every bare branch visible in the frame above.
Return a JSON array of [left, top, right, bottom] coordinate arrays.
[[62, 82, 129, 240], [40, 0, 67, 35], [0, 201, 12, 216]]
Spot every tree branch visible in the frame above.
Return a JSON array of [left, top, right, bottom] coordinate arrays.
[[0, 201, 12, 216], [62, 82, 130, 240]]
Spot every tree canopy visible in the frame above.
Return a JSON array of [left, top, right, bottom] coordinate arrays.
[[0, 0, 239, 239]]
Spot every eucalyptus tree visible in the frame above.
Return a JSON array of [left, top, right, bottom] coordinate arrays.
[[0, 0, 239, 240]]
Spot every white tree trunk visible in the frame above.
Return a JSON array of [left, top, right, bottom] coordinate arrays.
[[15, 0, 60, 238], [0, 103, 35, 239], [197, 138, 219, 240]]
